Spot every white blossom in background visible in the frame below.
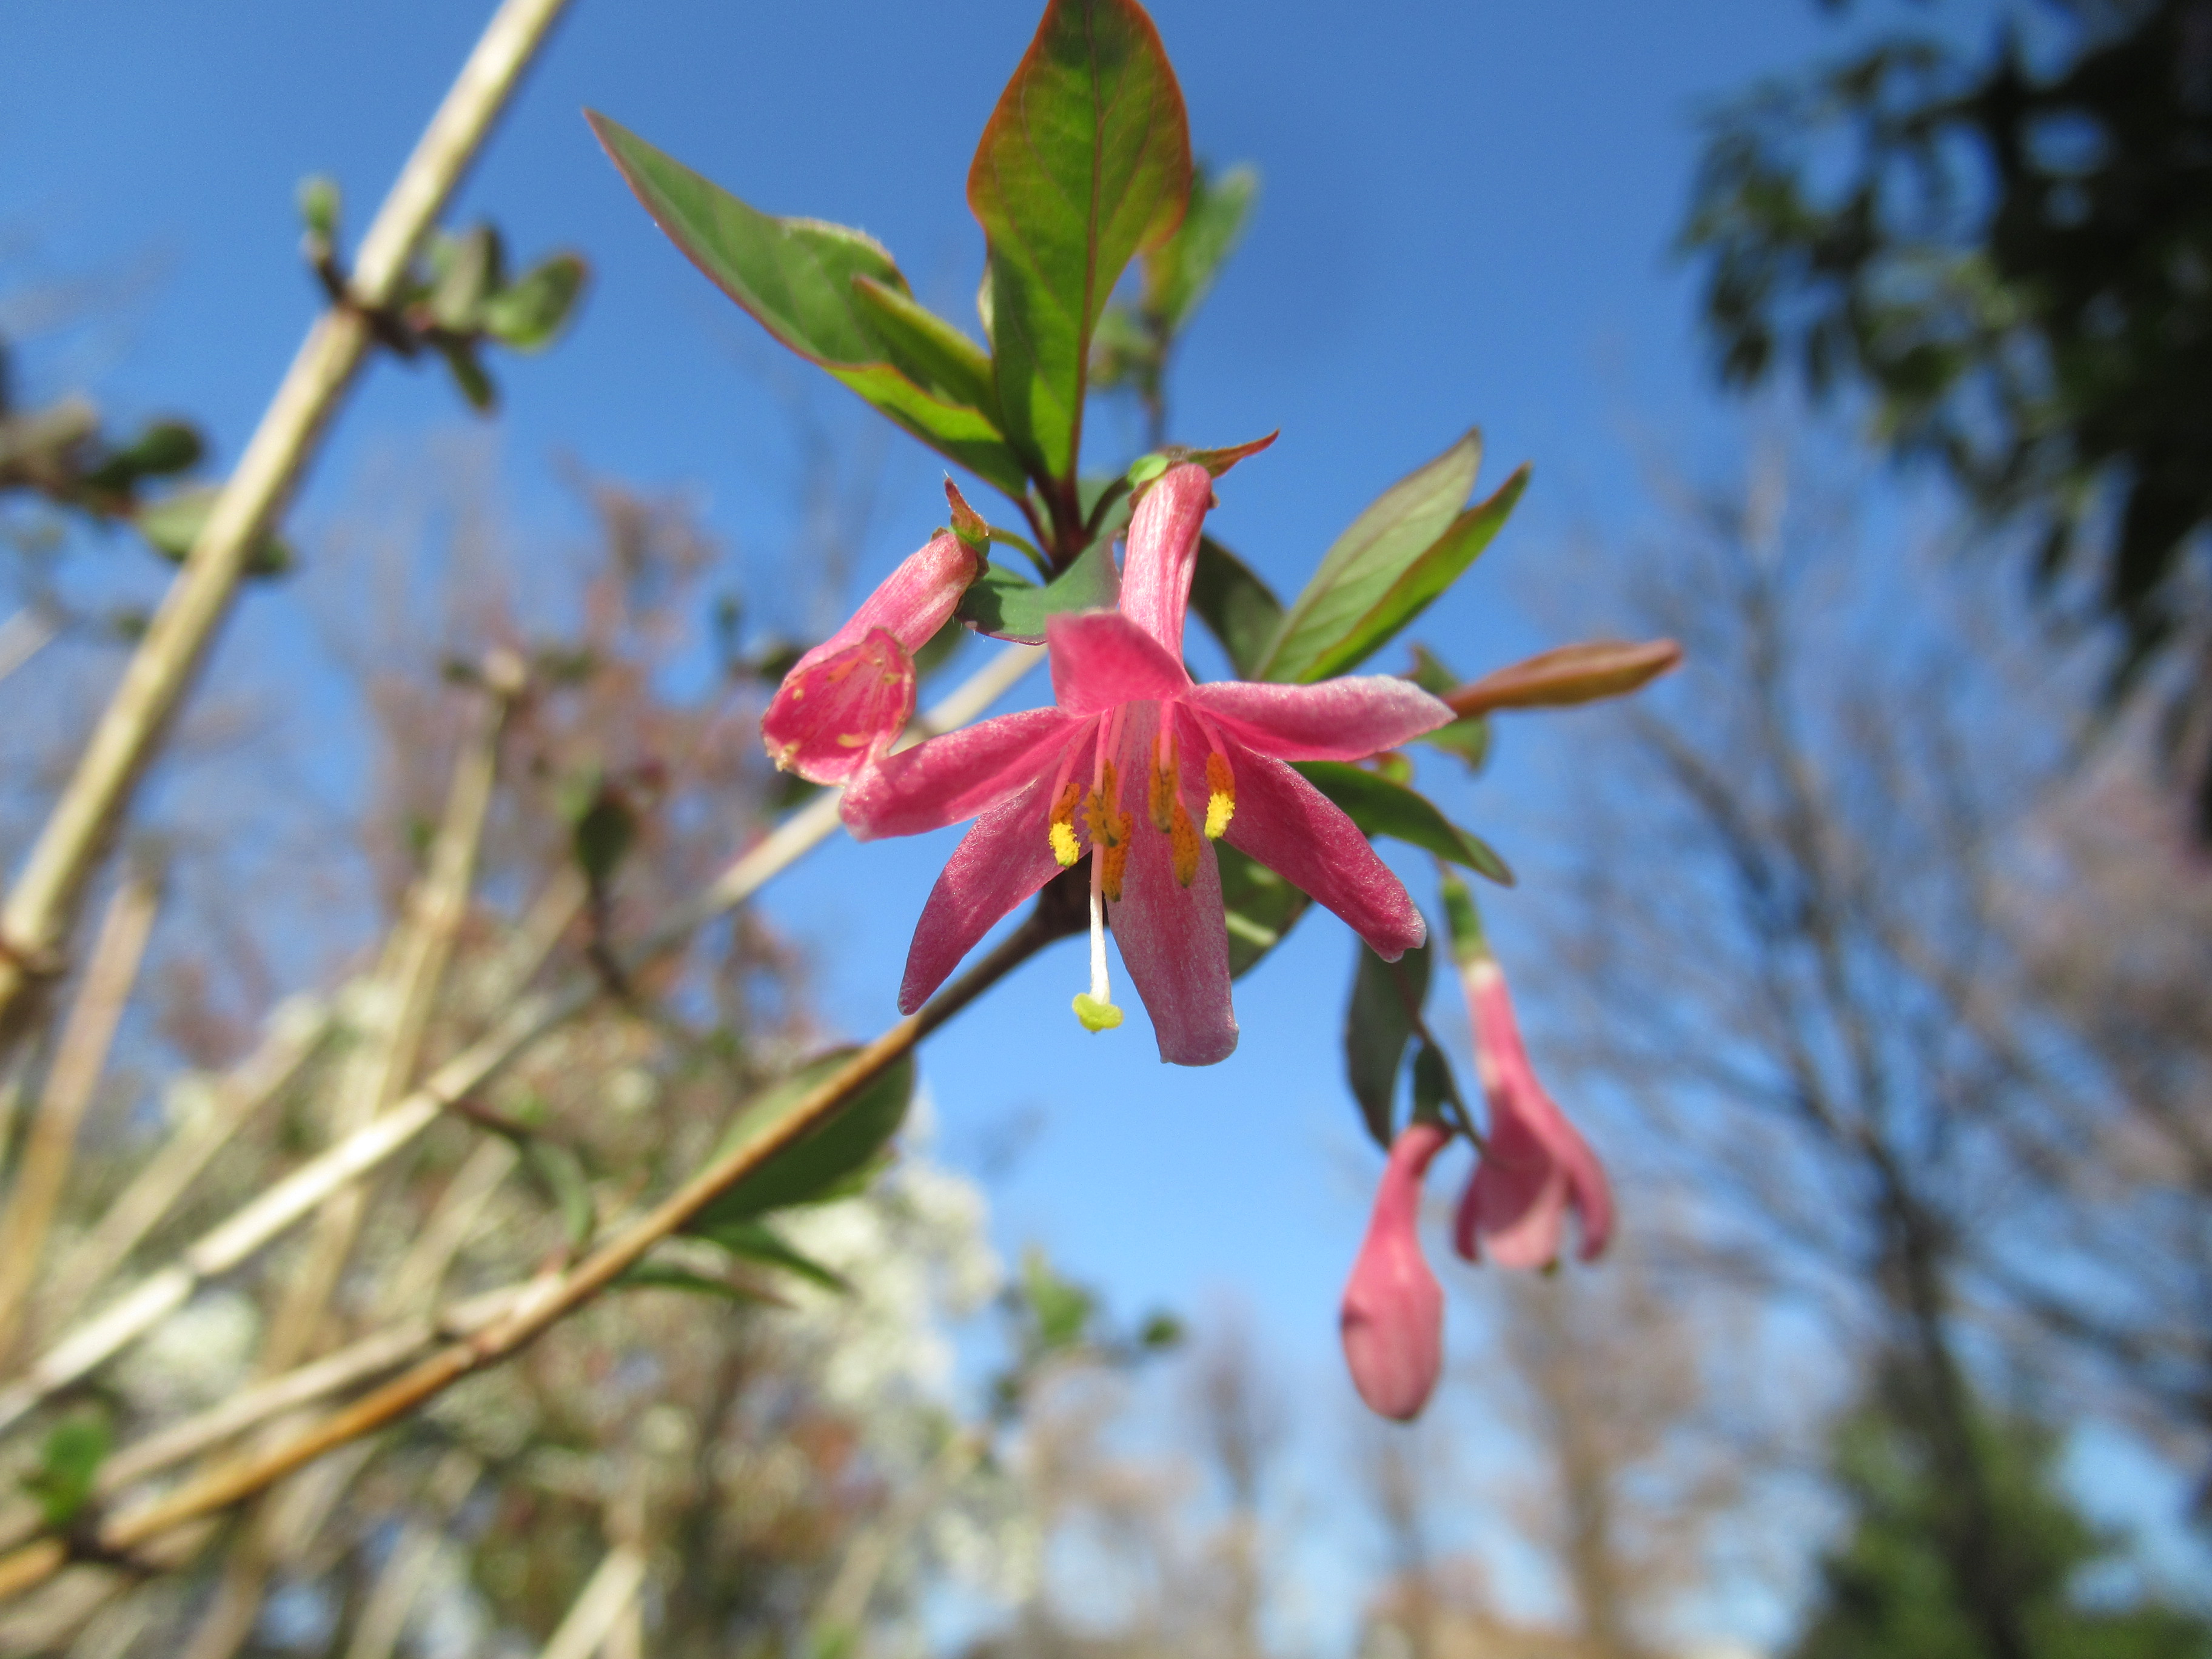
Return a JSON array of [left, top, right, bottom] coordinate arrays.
[[779, 1088, 1004, 1432], [775, 1088, 1045, 1613], [115, 1289, 260, 1419]]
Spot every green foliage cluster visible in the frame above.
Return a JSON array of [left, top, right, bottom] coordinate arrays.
[[1794, 1386, 2212, 1659], [1682, 0, 2212, 825]]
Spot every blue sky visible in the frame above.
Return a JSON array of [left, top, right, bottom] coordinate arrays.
[[27, 0, 2195, 1648]]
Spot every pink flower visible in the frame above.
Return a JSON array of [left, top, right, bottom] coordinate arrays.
[[842, 463, 1455, 1065], [760, 515, 984, 783], [1452, 956, 1614, 1269], [1340, 1122, 1450, 1421]]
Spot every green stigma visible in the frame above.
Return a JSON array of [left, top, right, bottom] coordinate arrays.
[[1071, 993, 1124, 1033]]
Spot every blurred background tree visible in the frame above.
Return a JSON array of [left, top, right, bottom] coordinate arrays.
[[1681, 0, 2212, 831]]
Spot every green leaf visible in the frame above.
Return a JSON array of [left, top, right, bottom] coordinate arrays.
[[1021, 1244, 1098, 1355], [691, 1048, 915, 1230], [1345, 938, 1432, 1151], [481, 253, 588, 352], [957, 535, 1119, 644], [1079, 471, 1137, 551], [135, 488, 293, 577], [1190, 536, 1283, 678], [696, 1218, 853, 1293], [1146, 159, 1258, 334], [1086, 301, 1151, 390], [428, 224, 504, 332], [615, 1263, 780, 1305], [1438, 867, 1487, 966], [21, 1410, 110, 1529], [1294, 762, 1515, 886], [851, 276, 999, 417], [967, 0, 1191, 482], [1257, 432, 1484, 682], [82, 420, 203, 495], [298, 174, 341, 241], [1216, 842, 1311, 978], [589, 112, 1031, 496], [1301, 464, 1530, 682], [571, 788, 635, 890], [1410, 1036, 1458, 1128], [437, 338, 498, 412], [522, 1138, 595, 1249], [1136, 1310, 1185, 1350], [1407, 646, 1491, 773]]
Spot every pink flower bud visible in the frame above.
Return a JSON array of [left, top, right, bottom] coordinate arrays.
[[1339, 1121, 1450, 1421], [761, 528, 983, 783], [1453, 957, 1613, 1270]]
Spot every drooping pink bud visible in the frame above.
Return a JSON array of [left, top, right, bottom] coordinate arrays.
[[1452, 957, 1614, 1270], [1339, 1121, 1451, 1421], [761, 525, 984, 783]]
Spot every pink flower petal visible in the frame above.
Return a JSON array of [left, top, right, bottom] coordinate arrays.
[[1340, 1122, 1449, 1421], [1118, 463, 1213, 659], [1220, 751, 1427, 960], [1453, 1107, 1571, 1270], [841, 708, 1078, 841], [1105, 707, 1236, 1066], [760, 629, 916, 784], [1185, 675, 1455, 762], [799, 528, 981, 666], [898, 774, 1073, 1014], [1047, 611, 1190, 716], [1452, 958, 1614, 1267]]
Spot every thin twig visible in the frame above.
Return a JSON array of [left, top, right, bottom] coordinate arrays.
[[0, 607, 59, 687], [0, 0, 573, 1048], [341, 1449, 481, 1659], [177, 661, 519, 1659], [0, 889, 1082, 1595], [0, 642, 1042, 1437], [0, 870, 161, 1360], [537, 1541, 649, 1659], [37, 994, 331, 1324], [259, 651, 518, 1378]]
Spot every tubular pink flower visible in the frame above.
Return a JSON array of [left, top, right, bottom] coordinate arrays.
[[842, 463, 1456, 1065], [1339, 1122, 1450, 1422], [1452, 956, 1614, 1269], [761, 527, 984, 783]]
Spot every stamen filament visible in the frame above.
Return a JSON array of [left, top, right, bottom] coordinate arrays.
[[1072, 712, 1126, 1034], [1071, 779, 1123, 1033]]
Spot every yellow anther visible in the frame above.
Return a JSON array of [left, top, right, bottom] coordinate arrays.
[[1170, 795, 1201, 887], [1071, 993, 1124, 1032], [1204, 751, 1236, 839], [1048, 779, 1084, 867]]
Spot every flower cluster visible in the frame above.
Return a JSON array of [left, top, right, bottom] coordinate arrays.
[[1337, 928, 1614, 1421]]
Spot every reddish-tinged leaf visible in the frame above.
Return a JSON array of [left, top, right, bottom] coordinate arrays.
[[1446, 638, 1684, 716], [1157, 430, 1278, 478], [968, 0, 1192, 483], [1256, 432, 1484, 683], [589, 112, 1030, 496], [945, 478, 993, 553]]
